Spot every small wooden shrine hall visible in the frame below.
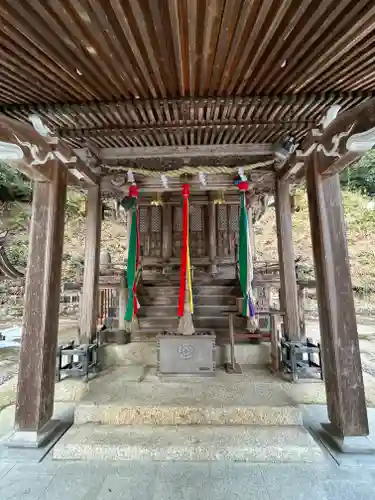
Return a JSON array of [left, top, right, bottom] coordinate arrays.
[[0, 0, 374, 448]]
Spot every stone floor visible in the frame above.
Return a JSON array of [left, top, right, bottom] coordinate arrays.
[[1, 459, 375, 499]]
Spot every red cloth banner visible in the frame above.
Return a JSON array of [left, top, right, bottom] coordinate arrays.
[[178, 184, 190, 317]]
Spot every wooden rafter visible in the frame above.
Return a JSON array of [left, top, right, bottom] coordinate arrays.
[[0, 1, 374, 190]]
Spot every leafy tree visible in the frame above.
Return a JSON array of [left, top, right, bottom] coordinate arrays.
[[0, 162, 31, 202], [341, 149, 375, 196]]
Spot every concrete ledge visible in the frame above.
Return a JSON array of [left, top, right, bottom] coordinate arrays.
[[53, 424, 325, 462], [100, 342, 271, 368]]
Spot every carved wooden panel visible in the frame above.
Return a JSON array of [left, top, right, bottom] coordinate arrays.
[[172, 206, 182, 257], [139, 205, 162, 257], [172, 204, 207, 258], [189, 205, 206, 258], [217, 204, 239, 258]]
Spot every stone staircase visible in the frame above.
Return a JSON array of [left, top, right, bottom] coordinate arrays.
[[137, 280, 241, 342], [53, 367, 325, 463]]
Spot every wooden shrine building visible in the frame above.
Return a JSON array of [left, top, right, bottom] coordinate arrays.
[[0, 0, 375, 449]]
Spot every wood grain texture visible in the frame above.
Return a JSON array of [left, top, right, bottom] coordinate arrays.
[[15, 163, 67, 431], [275, 179, 300, 340], [306, 151, 368, 436], [79, 185, 102, 344]]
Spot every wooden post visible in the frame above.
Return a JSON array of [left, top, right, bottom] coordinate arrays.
[[118, 275, 127, 331], [306, 151, 369, 440], [162, 203, 172, 261], [79, 185, 101, 344], [208, 192, 217, 274], [12, 165, 67, 447], [298, 285, 306, 341], [275, 179, 300, 340]]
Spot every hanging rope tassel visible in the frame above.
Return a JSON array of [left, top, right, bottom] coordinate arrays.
[[186, 198, 194, 314], [125, 184, 140, 322], [237, 181, 257, 329], [178, 184, 191, 317]]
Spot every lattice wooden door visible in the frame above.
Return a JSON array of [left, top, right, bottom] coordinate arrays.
[[139, 205, 162, 257], [172, 204, 207, 258], [189, 205, 206, 258], [216, 204, 239, 258]]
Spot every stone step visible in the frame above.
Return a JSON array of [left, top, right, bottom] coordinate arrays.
[[141, 285, 240, 296], [138, 304, 238, 317], [74, 401, 301, 426], [139, 295, 237, 306], [138, 317, 231, 329], [53, 424, 325, 462]]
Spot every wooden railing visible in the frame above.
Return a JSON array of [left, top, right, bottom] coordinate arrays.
[[97, 284, 119, 328]]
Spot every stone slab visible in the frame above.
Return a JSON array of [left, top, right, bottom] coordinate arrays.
[[74, 402, 302, 426], [53, 424, 325, 462], [78, 367, 300, 416]]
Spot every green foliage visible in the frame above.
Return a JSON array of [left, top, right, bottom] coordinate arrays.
[[6, 240, 28, 268], [65, 191, 86, 220], [0, 163, 31, 201], [340, 149, 375, 195]]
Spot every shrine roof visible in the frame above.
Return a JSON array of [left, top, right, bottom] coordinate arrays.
[[0, 0, 373, 153]]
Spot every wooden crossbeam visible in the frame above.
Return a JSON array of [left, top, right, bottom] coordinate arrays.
[[83, 144, 274, 161], [285, 98, 375, 180], [0, 115, 99, 186]]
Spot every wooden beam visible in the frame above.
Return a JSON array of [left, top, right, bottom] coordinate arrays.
[[320, 151, 359, 178], [67, 159, 99, 185], [277, 152, 305, 180], [306, 151, 368, 437], [79, 185, 102, 344], [14, 163, 67, 445], [275, 179, 300, 340], [291, 99, 375, 181], [79, 144, 274, 161]]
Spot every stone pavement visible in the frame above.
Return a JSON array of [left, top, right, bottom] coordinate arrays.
[[1, 458, 375, 500]]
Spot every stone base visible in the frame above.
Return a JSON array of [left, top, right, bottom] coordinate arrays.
[[53, 423, 325, 462], [6, 419, 65, 449], [321, 423, 375, 454]]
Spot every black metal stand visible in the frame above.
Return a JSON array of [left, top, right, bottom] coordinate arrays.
[[55, 342, 100, 382], [281, 338, 323, 382]]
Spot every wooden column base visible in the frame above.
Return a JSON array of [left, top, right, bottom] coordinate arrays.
[[320, 423, 375, 454], [6, 420, 67, 449]]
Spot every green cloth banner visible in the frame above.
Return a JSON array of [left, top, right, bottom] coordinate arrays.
[[239, 191, 249, 317], [125, 206, 137, 321]]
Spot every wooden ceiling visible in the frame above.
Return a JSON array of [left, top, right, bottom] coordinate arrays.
[[0, 0, 374, 152]]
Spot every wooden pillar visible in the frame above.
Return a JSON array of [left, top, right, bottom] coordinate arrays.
[[162, 203, 172, 260], [118, 275, 127, 331], [13, 165, 67, 446], [306, 151, 368, 439], [80, 185, 101, 344], [306, 152, 369, 437], [275, 179, 300, 340], [208, 193, 217, 273]]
